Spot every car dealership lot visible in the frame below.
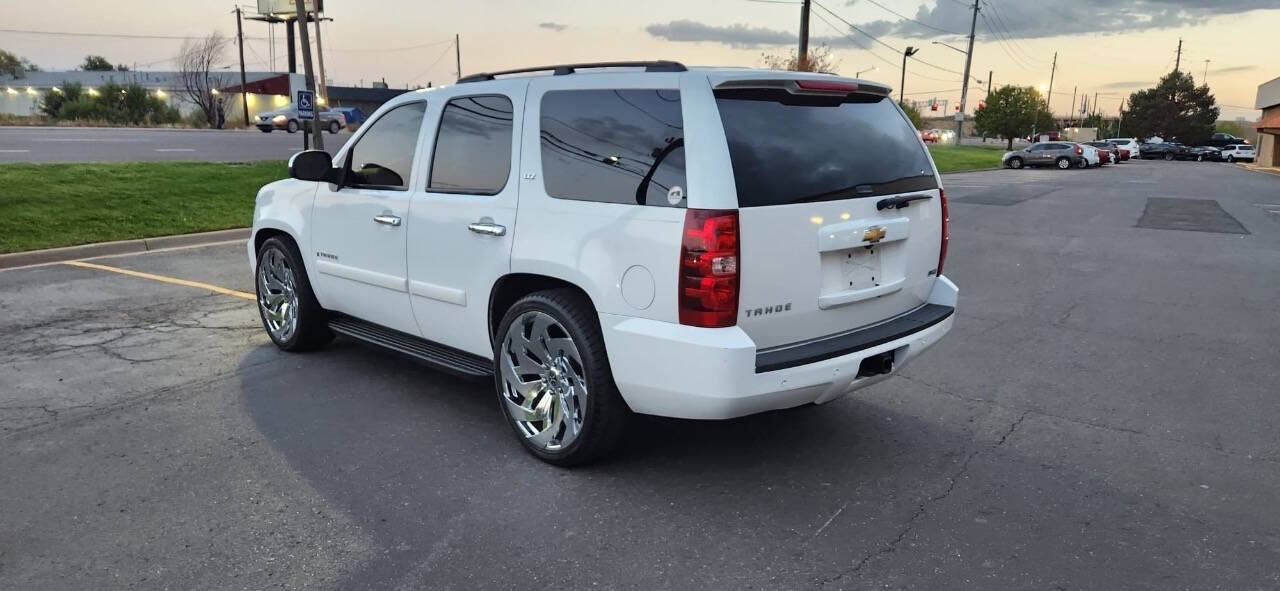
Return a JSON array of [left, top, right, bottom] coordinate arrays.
[[2, 161, 1279, 589]]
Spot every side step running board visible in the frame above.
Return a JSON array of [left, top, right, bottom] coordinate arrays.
[[328, 315, 494, 378]]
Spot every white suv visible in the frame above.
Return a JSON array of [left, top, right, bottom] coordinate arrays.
[[1105, 138, 1142, 159], [248, 61, 958, 465]]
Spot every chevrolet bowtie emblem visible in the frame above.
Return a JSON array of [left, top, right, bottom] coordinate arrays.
[[862, 226, 887, 243]]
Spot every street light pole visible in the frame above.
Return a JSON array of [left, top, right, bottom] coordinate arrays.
[[899, 46, 918, 106], [293, 0, 322, 152], [855, 65, 877, 78]]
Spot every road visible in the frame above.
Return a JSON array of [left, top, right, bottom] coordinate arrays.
[[0, 126, 344, 163], [2, 160, 1279, 589]]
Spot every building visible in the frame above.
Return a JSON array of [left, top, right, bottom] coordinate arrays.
[[0, 70, 282, 119], [1256, 75, 1280, 168]]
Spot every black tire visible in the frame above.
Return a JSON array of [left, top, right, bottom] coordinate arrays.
[[286, 119, 300, 133], [1196, 154, 1204, 162], [1076, 158, 1089, 169], [1008, 157, 1023, 169], [259, 128, 272, 133], [255, 236, 332, 351], [1164, 152, 1174, 161], [1226, 155, 1234, 163], [328, 120, 341, 134], [493, 289, 629, 466], [1056, 157, 1071, 170]]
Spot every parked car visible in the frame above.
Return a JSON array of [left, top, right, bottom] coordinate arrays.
[[1199, 132, 1250, 149], [1105, 137, 1142, 159], [1140, 142, 1195, 161], [1189, 146, 1220, 162], [249, 62, 958, 465], [1218, 144, 1256, 163], [255, 104, 346, 134], [919, 129, 938, 143], [331, 106, 368, 128], [1105, 143, 1131, 161], [1002, 141, 1086, 169], [1083, 141, 1119, 164]]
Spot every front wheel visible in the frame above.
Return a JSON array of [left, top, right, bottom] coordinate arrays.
[[1008, 157, 1024, 169], [1226, 155, 1235, 163], [1196, 154, 1204, 162], [1164, 153, 1174, 161], [286, 119, 300, 133], [1056, 157, 1071, 170], [328, 120, 341, 134], [494, 289, 629, 466], [255, 237, 332, 351], [1076, 158, 1089, 169]]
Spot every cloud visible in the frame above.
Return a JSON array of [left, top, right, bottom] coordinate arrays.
[[1210, 65, 1259, 74], [859, 0, 1277, 40], [1100, 80, 1152, 89], [646, 19, 866, 49], [538, 22, 568, 32]]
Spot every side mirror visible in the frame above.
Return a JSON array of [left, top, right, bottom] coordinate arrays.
[[289, 150, 336, 182]]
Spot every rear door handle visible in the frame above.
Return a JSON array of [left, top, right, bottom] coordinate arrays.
[[468, 221, 507, 236], [373, 215, 401, 226]]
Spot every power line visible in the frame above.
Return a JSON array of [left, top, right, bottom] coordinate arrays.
[[980, 0, 1050, 64], [978, 14, 1038, 72], [0, 27, 263, 41], [406, 40, 457, 85], [809, 10, 961, 83], [811, 0, 966, 76]]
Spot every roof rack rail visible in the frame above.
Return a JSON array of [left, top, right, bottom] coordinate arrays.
[[457, 60, 687, 84]]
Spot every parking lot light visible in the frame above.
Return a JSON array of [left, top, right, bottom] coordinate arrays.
[[87, 87, 99, 96], [26, 87, 36, 95], [154, 89, 166, 98]]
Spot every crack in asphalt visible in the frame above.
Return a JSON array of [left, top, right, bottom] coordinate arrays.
[[897, 374, 1280, 466], [817, 410, 1030, 587]]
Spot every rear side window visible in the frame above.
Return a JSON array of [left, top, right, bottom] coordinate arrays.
[[715, 91, 937, 207], [539, 89, 686, 207], [429, 95, 514, 194], [345, 102, 426, 190]]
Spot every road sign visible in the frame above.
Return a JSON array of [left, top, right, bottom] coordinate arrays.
[[296, 90, 315, 121]]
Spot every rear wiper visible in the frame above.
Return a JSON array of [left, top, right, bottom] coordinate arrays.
[[876, 193, 932, 211]]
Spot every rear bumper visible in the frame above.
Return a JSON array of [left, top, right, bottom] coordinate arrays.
[[601, 276, 958, 420]]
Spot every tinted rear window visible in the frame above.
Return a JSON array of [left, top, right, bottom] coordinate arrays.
[[715, 91, 936, 207]]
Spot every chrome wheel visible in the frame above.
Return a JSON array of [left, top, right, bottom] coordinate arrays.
[[499, 311, 587, 451], [257, 247, 299, 343]]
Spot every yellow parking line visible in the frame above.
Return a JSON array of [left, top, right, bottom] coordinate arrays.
[[64, 260, 255, 301]]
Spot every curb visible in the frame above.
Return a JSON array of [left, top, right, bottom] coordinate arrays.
[[941, 167, 1003, 174], [0, 228, 249, 270]]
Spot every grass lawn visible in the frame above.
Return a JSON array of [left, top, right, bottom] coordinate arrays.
[[0, 161, 286, 254], [927, 144, 1007, 173]]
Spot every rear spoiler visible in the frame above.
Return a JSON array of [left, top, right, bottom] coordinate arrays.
[[714, 78, 892, 97]]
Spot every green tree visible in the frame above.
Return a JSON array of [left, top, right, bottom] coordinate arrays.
[[0, 49, 39, 77], [1124, 71, 1218, 144], [81, 55, 115, 71], [761, 44, 838, 73], [1215, 120, 1246, 138], [973, 85, 1050, 149], [901, 102, 924, 130]]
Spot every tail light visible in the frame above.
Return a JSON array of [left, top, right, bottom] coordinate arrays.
[[1075, 145, 1083, 155], [937, 189, 949, 277], [679, 209, 740, 328]]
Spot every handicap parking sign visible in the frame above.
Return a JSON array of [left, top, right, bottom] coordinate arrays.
[[296, 90, 315, 120]]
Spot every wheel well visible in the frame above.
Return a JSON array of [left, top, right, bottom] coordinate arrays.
[[253, 228, 295, 255], [489, 274, 594, 342]]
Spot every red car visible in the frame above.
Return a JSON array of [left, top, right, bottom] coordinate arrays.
[[1085, 141, 1127, 163], [919, 130, 938, 143]]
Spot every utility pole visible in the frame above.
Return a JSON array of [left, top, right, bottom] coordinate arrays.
[[1203, 59, 1210, 84], [954, 0, 979, 146], [312, 11, 328, 107], [1174, 38, 1182, 72], [455, 33, 461, 79], [1046, 51, 1058, 115], [294, 0, 323, 152], [286, 19, 297, 73], [899, 46, 918, 106], [1093, 92, 1099, 118], [798, 0, 811, 68], [235, 6, 249, 128], [986, 70, 992, 99]]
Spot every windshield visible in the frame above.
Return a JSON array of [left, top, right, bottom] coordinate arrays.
[[714, 90, 937, 207]]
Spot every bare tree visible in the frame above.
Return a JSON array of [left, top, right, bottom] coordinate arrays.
[[761, 45, 838, 73], [177, 33, 230, 127]]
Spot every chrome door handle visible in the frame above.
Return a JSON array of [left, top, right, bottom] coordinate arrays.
[[468, 221, 506, 236], [373, 215, 401, 227]]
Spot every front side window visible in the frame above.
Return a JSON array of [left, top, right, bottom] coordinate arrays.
[[428, 95, 514, 194], [540, 89, 686, 207], [345, 102, 427, 190]]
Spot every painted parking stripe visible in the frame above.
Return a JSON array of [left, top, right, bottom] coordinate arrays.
[[64, 260, 254, 301], [154, 148, 196, 152], [0, 149, 30, 153]]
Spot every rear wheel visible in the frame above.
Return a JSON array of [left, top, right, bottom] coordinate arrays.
[[328, 120, 341, 134], [1008, 157, 1024, 169], [255, 237, 332, 351], [494, 289, 628, 466], [1196, 154, 1204, 162], [1164, 153, 1174, 161], [1056, 157, 1071, 170], [1076, 158, 1089, 169], [1226, 155, 1235, 163], [286, 119, 300, 133]]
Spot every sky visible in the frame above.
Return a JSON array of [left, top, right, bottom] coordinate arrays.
[[3, 0, 1277, 120]]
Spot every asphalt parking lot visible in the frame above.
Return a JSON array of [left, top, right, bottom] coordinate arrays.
[[0, 126, 345, 163], [2, 160, 1279, 589]]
